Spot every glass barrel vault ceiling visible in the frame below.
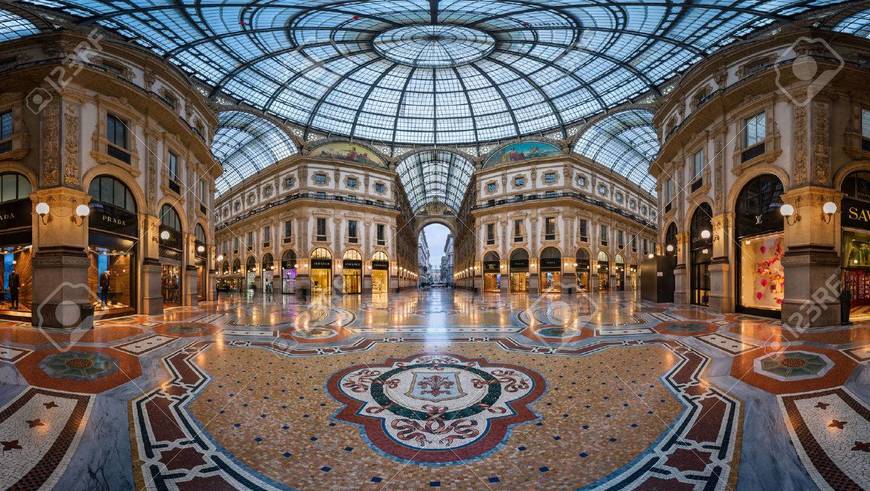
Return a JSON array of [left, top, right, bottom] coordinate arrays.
[[7, 0, 859, 200], [573, 109, 659, 192], [396, 150, 475, 213], [14, 0, 853, 147], [212, 111, 298, 195]]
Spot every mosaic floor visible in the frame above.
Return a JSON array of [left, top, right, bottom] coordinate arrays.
[[0, 289, 867, 490]]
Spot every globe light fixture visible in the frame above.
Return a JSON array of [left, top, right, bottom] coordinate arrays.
[[700, 229, 711, 240], [160, 230, 170, 241], [666, 244, 674, 253], [822, 201, 837, 223]]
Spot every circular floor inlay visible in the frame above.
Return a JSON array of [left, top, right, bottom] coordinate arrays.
[[39, 351, 118, 381], [328, 353, 544, 464]]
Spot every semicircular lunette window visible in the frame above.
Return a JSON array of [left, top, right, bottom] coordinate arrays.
[[0, 8, 39, 42], [573, 109, 659, 193], [212, 111, 297, 196], [17, 0, 852, 146], [396, 150, 475, 213]]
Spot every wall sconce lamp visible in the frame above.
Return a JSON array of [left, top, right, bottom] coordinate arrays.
[[72, 204, 90, 226], [196, 245, 206, 253], [160, 230, 170, 241], [647, 253, 655, 259], [780, 203, 800, 225], [665, 244, 674, 253], [822, 201, 837, 224], [35, 202, 50, 225], [700, 229, 711, 240], [217, 254, 224, 262]]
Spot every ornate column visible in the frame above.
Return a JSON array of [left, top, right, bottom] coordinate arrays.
[[140, 214, 163, 314], [673, 232, 689, 304], [708, 213, 733, 313]]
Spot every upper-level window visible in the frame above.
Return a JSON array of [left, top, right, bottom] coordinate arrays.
[[544, 217, 556, 240], [284, 176, 295, 189], [198, 180, 206, 202], [348, 220, 358, 242], [313, 173, 328, 185], [107, 114, 128, 149], [543, 172, 557, 185], [168, 152, 179, 182], [641, 204, 647, 215], [0, 111, 12, 152], [346, 176, 358, 189], [617, 230, 624, 248], [576, 174, 587, 187], [486, 223, 495, 244], [486, 181, 497, 193], [374, 182, 386, 194], [247, 231, 254, 248], [614, 191, 624, 204], [0, 173, 31, 204], [513, 219, 524, 241], [693, 149, 705, 178], [743, 112, 765, 148], [513, 175, 526, 187], [863, 109, 870, 140], [316, 217, 327, 241], [600, 224, 608, 246], [664, 178, 674, 203], [579, 219, 588, 241], [629, 198, 637, 210], [283, 220, 292, 239], [597, 183, 608, 196], [376, 223, 386, 245], [263, 225, 271, 245]]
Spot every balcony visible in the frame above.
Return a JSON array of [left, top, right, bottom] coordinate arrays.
[[514, 236, 524, 243], [544, 234, 556, 241]]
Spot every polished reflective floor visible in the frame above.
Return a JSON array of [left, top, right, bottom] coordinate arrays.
[[0, 289, 867, 490]]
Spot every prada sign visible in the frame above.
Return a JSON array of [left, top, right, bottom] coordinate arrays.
[[842, 197, 870, 231], [90, 203, 137, 238], [483, 260, 500, 273], [0, 198, 31, 229]]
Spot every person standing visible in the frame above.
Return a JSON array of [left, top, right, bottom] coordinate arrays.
[[8, 270, 20, 310], [99, 270, 111, 308]]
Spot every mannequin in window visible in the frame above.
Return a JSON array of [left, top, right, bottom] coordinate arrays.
[[100, 270, 111, 309], [8, 270, 19, 310]]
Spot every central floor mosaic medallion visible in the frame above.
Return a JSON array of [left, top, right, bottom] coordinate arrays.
[[328, 353, 544, 464]]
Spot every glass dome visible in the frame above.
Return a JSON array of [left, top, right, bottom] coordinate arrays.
[[14, 0, 852, 146]]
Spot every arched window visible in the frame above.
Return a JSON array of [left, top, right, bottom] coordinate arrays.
[[232, 258, 241, 274], [88, 175, 136, 213], [690, 204, 713, 250], [262, 253, 274, 271], [665, 222, 678, 254], [194, 223, 207, 257], [597, 250, 609, 263], [576, 249, 590, 271], [509, 248, 529, 272], [282, 250, 297, 270], [735, 174, 784, 238], [540, 247, 561, 272], [372, 251, 388, 262], [159, 204, 182, 251], [0, 172, 31, 204], [246, 256, 257, 272], [343, 249, 362, 260], [311, 247, 332, 259]]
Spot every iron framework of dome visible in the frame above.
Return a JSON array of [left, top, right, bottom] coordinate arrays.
[[396, 150, 475, 213], [11, 0, 855, 148]]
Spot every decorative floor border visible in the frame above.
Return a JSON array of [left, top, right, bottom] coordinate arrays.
[[130, 336, 741, 490]]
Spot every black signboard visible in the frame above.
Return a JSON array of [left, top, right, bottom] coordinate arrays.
[[311, 258, 332, 269], [842, 197, 870, 231], [510, 259, 529, 272], [0, 198, 31, 229], [372, 260, 389, 270], [483, 260, 500, 273], [343, 259, 362, 269], [540, 258, 561, 272], [89, 202, 138, 239]]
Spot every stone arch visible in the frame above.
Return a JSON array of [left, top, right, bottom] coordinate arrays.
[[726, 164, 790, 217]]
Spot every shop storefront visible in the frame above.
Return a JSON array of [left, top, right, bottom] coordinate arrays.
[[614, 254, 625, 290], [343, 250, 362, 294], [87, 175, 138, 316], [539, 247, 561, 293], [262, 253, 274, 293], [245, 256, 257, 291], [735, 174, 785, 317], [371, 251, 389, 294], [159, 204, 184, 307], [281, 250, 297, 294], [0, 173, 33, 318], [840, 171, 870, 319], [310, 248, 332, 294], [690, 204, 713, 306], [575, 249, 590, 292], [509, 249, 529, 293], [483, 251, 501, 292], [222, 258, 243, 292], [194, 223, 207, 302], [597, 251, 609, 291]]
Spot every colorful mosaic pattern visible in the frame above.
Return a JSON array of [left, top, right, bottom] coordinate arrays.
[[328, 353, 544, 463]]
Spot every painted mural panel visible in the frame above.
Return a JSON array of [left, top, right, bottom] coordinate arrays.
[[484, 141, 561, 167], [309, 142, 386, 167]]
